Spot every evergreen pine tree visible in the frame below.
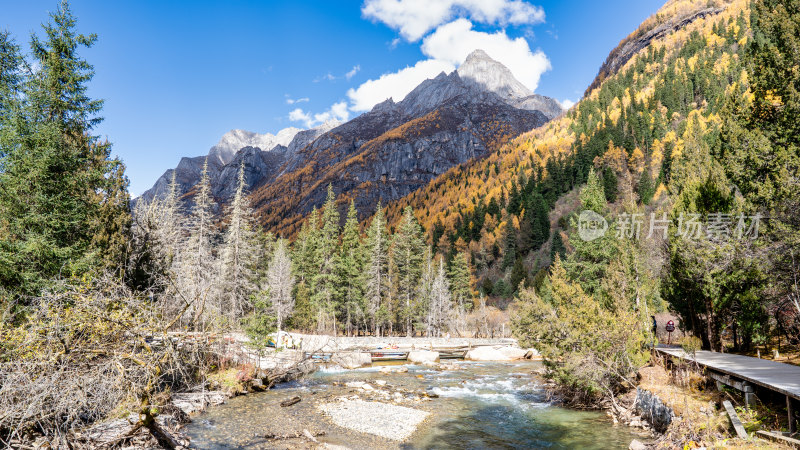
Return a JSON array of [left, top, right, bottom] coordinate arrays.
[[448, 251, 474, 313], [291, 207, 319, 331], [602, 169, 618, 203], [580, 168, 606, 214], [501, 217, 517, 270], [294, 207, 319, 286], [365, 202, 390, 335], [0, 3, 130, 296], [550, 229, 566, 262], [509, 258, 528, 293], [391, 206, 425, 336], [518, 211, 534, 255], [312, 185, 339, 334], [531, 194, 550, 250], [334, 200, 367, 336], [637, 170, 654, 205]]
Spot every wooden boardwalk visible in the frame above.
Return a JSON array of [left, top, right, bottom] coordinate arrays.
[[656, 346, 800, 432], [656, 347, 800, 400]]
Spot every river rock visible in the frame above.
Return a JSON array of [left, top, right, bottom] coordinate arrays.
[[524, 348, 541, 359], [375, 380, 387, 386], [465, 346, 512, 361], [498, 347, 528, 360], [332, 352, 373, 369], [172, 391, 227, 414], [633, 388, 673, 433], [408, 350, 439, 363], [629, 439, 647, 450]]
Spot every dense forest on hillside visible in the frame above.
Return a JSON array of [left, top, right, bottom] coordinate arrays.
[[384, 0, 800, 403]]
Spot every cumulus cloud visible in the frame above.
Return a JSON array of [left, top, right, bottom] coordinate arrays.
[[288, 108, 312, 124], [345, 17, 550, 112], [289, 101, 350, 127], [362, 0, 544, 41], [346, 59, 455, 111], [421, 18, 550, 91], [560, 99, 575, 109]]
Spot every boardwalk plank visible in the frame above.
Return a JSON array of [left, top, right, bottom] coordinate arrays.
[[723, 400, 748, 439]]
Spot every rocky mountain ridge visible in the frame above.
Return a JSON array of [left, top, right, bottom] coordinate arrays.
[[139, 49, 562, 235], [249, 50, 559, 235]]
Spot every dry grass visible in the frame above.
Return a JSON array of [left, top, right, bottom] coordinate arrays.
[[640, 358, 793, 449]]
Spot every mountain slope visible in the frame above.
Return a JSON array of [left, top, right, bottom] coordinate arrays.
[[246, 50, 559, 236], [382, 0, 748, 274]]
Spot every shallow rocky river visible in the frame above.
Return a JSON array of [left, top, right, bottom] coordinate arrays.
[[184, 360, 645, 449]]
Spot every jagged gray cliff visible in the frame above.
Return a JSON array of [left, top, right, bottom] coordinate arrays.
[[138, 122, 337, 205]]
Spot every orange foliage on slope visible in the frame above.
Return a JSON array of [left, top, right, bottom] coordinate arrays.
[[384, 0, 747, 240]]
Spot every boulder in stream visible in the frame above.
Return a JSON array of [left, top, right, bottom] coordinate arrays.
[[465, 346, 513, 361], [408, 350, 439, 363], [332, 352, 373, 369], [497, 347, 528, 360]]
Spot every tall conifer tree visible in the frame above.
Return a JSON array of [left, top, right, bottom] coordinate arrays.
[[0, 3, 130, 296], [312, 185, 339, 333], [335, 200, 366, 335], [391, 206, 425, 336], [364, 202, 390, 335], [218, 164, 260, 323]]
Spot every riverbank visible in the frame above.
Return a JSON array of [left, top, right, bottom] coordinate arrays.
[[183, 359, 647, 449], [594, 355, 798, 449], [68, 334, 538, 448]]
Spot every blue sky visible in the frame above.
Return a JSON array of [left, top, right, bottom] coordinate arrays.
[[2, 0, 664, 195]]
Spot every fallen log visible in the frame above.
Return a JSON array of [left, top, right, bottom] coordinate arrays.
[[280, 396, 302, 407]]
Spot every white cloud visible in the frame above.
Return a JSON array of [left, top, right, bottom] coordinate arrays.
[[346, 59, 455, 111], [560, 98, 575, 109], [345, 18, 551, 112], [289, 101, 350, 127], [285, 96, 310, 105], [421, 18, 550, 91], [362, 0, 544, 42], [345, 65, 361, 80], [289, 108, 312, 124]]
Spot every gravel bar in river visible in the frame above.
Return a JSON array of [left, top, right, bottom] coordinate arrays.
[[318, 399, 429, 441]]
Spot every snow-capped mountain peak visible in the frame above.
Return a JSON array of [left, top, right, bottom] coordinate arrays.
[[208, 127, 302, 165]]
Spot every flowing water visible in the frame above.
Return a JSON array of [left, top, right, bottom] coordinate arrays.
[[184, 360, 645, 449]]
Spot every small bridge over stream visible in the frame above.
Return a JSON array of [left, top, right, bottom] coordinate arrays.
[[656, 346, 800, 433]]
